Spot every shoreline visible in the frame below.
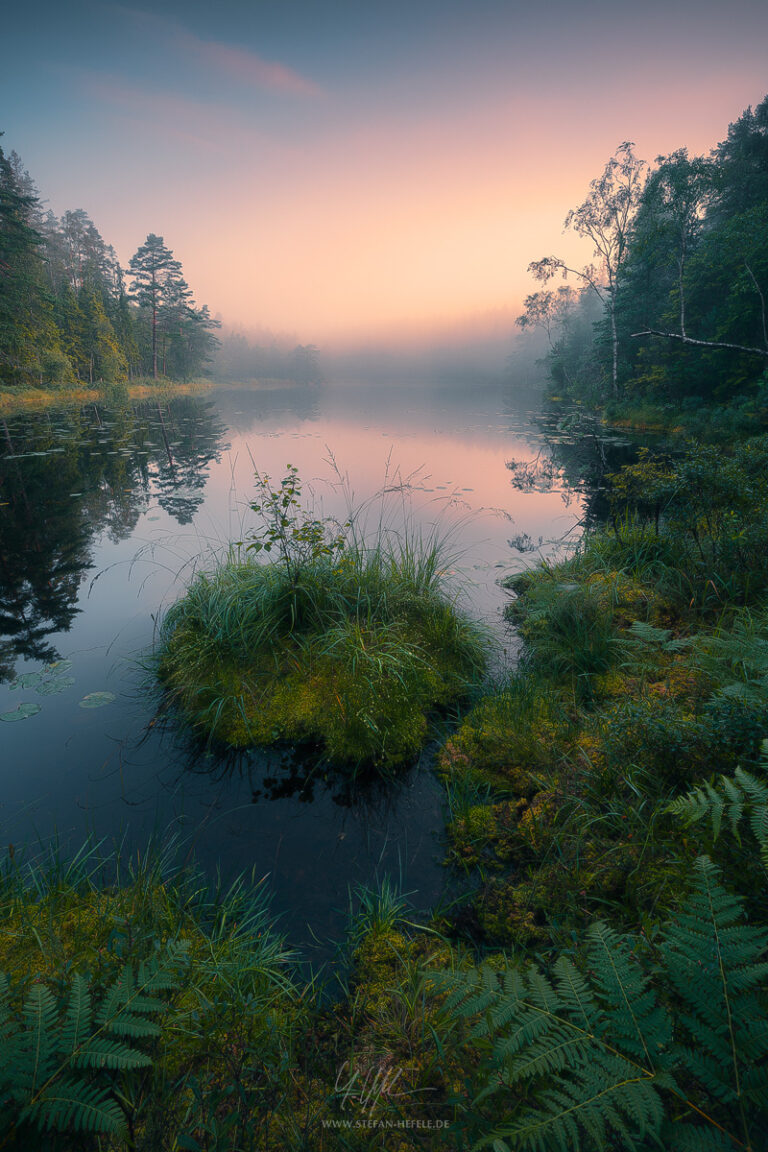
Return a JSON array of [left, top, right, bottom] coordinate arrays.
[[0, 376, 310, 418]]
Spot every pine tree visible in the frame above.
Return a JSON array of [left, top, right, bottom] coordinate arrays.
[[0, 138, 69, 387], [127, 233, 182, 379]]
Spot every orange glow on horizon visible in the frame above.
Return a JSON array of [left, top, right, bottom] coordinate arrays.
[[22, 7, 768, 345]]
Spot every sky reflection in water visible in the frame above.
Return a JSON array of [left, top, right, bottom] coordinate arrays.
[[0, 380, 588, 951]]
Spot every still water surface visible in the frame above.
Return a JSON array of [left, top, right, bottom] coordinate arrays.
[[0, 380, 589, 951]]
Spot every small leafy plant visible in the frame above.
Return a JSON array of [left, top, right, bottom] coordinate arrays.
[[244, 464, 347, 585]]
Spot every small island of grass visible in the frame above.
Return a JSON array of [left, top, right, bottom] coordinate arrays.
[[157, 468, 488, 768]]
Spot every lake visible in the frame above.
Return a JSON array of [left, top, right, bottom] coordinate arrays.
[[0, 378, 599, 954]]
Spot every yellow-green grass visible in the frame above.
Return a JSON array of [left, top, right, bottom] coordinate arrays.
[[157, 540, 489, 770]]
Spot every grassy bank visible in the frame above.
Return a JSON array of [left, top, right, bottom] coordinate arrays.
[[0, 840, 479, 1150], [157, 471, 488, 769], [440, 435, 768, 949], [595, 383, 768, 441], [5, 442, 768, 1150], [0, 377, 216, 418]]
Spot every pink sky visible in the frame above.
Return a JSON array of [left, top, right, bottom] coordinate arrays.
[[6, 2, 768, 343]]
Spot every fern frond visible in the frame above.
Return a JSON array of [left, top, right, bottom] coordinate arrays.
[[23, 1075, 126, 1134], [59, 973, 91, 1056], [485, 1061, 663, 1152], [735, 765, 768, 803], [667, 758, 768, 865], [551, 955, 601, 1034], [22, 984, 59, 1094], [658, 1119, 735, 1151], [662, 856, 768, 1111], [72, 1037, 153, 1071], [0, 942, 183, 1141], [586, 922, 670, 1066]]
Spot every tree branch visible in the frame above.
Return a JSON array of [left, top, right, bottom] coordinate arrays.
[[630, 329, 768, 357], [743, 262, 768, 350]]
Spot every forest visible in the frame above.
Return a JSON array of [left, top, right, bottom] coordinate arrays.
[[0, 138, 325, 397], [0, 141, 220, 388], [1, 93, 768, 1151], [518, 94, 768, 428]]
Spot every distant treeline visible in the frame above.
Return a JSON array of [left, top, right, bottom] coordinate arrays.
[[519, 94, 768, 409], [214, 332, 323, 385], [0, 137, 221, 388]]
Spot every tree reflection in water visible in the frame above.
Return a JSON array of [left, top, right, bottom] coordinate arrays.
[[0, 396, 227, 681]]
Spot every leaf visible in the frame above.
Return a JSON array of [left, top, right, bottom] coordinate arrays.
[[37, 677, 76, 696], [78, 693, 116, 709], [10, 672, 45, 690], [1, 702, 42, 722], [46, 660, 74, 675]]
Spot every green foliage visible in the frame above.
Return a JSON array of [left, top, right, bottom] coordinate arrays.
[[0, 134, 218, 391], [512, 578, 621, 693], [599, 437, 768, 606], [245, 463, 347, 583], [443, 857, 768, 1152], [158, 470, 489, 768], [127, 233, 219, 381], [525, 93, 768, 406], [667, 746, 768, 868], [0, 839, 305, 1151], [0, 142, 69, 388], [0, 945, 184, 1141]]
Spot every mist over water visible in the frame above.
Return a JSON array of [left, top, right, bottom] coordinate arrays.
[[0, 375, 587, 952]]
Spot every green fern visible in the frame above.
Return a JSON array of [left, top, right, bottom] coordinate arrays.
[[444, 925, 667, 1151], [443, 858, 768, 1151], [0, 942, 185, 1140], [660, 857, 768, 1116], [667, 751, 768, 868]]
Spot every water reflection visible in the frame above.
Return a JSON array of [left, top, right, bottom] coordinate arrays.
[[0, 379, 617, 950], [0, 398, 226, 682]]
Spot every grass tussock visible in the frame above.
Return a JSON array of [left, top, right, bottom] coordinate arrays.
[[157, 469, 489, 769]]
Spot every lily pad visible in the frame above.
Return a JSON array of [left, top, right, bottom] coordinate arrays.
[[46, 659, 74, 675], [79, 692, 116, 709], [37, 676, 76, 695], [10, 671, 44, 690], [1, 702, 42, 722]]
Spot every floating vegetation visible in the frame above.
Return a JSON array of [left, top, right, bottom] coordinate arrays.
[[78, 692, 117, 709], [157, 467, 489, 770], [0, 702, 42, 722]]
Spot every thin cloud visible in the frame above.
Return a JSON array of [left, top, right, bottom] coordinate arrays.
[[73, 70, 306, 161], [111, 4, 323, 98], [180, 35, 323, 98]]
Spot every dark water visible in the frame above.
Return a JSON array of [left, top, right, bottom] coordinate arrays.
[[0, 380, 617, 952]]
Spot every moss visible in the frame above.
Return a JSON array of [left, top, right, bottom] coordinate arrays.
[[437, 677, 570, 795], [158, 549, 488, 770]]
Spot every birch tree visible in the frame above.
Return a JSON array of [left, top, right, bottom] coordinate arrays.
[[528, 142, 646, 396]]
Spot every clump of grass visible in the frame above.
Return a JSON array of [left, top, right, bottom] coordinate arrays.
[[157, 467, 489, 770]]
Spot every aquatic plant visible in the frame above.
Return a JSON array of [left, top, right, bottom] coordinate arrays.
[[157, 467, 489, 769]]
